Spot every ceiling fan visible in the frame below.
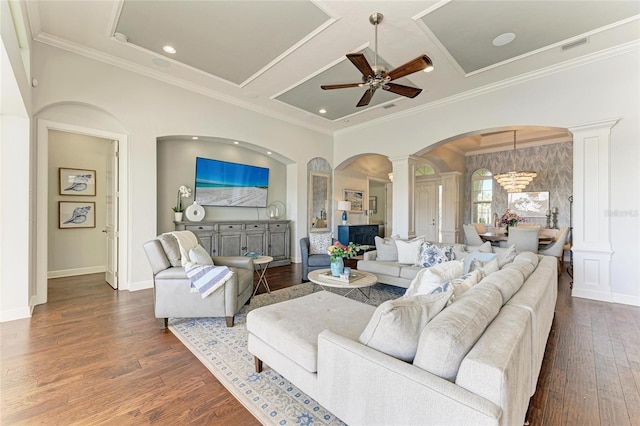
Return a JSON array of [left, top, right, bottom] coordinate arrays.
[[321, 13, 434, 107]]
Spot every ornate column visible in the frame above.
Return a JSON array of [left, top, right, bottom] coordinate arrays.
[[390, 156, 419, 239], [440, 171, 462, 243], [569, 119, 618, 302]]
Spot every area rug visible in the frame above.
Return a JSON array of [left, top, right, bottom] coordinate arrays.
[[169, 282, 404, 425]]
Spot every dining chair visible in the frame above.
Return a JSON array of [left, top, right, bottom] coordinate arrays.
[[539, 226, 570, 272], [506, 227, 540, 253], [472, 223, 487, 234], [463, 224, 484, 246]]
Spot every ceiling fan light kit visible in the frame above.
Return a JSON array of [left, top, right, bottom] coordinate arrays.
[[321, 13, 434, 107]]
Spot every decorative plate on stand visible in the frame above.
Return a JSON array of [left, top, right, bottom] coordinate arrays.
[[185, 202, 205, 222], [266, 201, 285, 220]]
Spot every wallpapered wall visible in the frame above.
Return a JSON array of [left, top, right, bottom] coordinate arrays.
[[464, 141, 573, 229]]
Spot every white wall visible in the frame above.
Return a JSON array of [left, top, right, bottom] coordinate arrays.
[[31, 42, 332, 292], [47, 130, 109, 276], [336, 47, 640, 304]]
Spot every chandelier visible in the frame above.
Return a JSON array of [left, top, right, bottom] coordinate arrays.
[[494, 130, 537, 193]]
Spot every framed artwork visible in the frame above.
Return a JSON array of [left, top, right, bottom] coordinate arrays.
[[59, 201, 96, 229], [508, 191, 550, 218], [344, 189, 364, 213], [59, 167, 96, 196]]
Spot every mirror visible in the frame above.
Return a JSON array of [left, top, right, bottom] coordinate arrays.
[[309, 172, 330, 230]]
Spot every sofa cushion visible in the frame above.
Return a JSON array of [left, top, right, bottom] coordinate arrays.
[[405, 260, 464, 297], [189, 244, 213, 265], [501, 261, 535, 280], [309, 232, 333, 255], [463, 251, 497, 274], [476, 268, 525, 305], [514, 252, 539, 268], [374, 236, 398, 261], [358, 260, 402, 277], [469, 257, 499, 278], [417, 242, 454, 267], [247, 291, 375, 373], [399, 265, 424, 281], [158, 233, 181, 267], [396, 237, 424, 264], [308, 253, 331, 267], [359, 290, 452, 362], [413, 283, 503, 381]]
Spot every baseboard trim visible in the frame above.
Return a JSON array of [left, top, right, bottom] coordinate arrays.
[[48, 266, 106, 279], [612, 293, 640, 307], [572, 289, 640, 306], [0, 306, 32, 322]]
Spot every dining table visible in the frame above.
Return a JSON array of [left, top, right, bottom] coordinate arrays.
[[479, 231, 555, 247]]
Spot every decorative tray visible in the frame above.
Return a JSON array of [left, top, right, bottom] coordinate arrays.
[[321, 271, 364, 283]]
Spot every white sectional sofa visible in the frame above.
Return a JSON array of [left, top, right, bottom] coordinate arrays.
[[247, 252, 558, 425]]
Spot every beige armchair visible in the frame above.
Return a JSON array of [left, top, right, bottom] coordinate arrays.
[[143, 237, 253, 328]]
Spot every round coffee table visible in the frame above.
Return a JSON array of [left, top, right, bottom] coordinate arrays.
[[307, 268, 377, 298]]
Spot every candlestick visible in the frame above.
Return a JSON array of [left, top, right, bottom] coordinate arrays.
[[545, 211, 551, 229]]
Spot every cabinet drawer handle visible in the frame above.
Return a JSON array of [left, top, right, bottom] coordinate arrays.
[[198, 226, 203, 230], [253, 225, 258, 228], [229, 226, 233, 228]]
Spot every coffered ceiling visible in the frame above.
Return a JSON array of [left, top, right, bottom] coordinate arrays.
[[24, 1, 640, 141]]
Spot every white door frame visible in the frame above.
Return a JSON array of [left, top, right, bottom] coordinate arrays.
[[35, 119, 129, 305]]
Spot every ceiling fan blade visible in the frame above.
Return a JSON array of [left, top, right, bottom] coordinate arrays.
[[347, 53, 375, 78], [384, 82, 422, 98], [321, 82, 362, 90], [356, 88, 375, 107], [385, 55, 433, 81]]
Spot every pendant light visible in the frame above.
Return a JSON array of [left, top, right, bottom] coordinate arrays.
[[494, 130, 537, 192]]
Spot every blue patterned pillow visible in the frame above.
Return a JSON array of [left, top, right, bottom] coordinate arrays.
[[417, 242, 455, 267], [430, 281, 451, 294]]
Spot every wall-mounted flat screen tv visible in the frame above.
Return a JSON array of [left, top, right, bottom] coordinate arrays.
[[194, 157, 269, 207]]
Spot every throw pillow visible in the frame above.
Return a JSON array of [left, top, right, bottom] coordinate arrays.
[[158, 233, 181, 267], [405, 260, 463, 297], [309, 232, 333, 255], [396, 236, 424, 264], [374, 236, 398, 261], [463, 251, 497, 274], [189, 245, 214, 265], [497, 244, 517, 268], [447, 270, 481, 304], [478, 241, 493, 253], [469, 257, 499, 279], [417, 242, 455, 267], [359, 289, 453, 362]]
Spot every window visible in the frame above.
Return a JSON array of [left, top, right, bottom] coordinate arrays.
[[471, 169, 492, 224]]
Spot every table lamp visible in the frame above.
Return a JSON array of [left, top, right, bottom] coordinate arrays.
[[338, 201, 351, 225]]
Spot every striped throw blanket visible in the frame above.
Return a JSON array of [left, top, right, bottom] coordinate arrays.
[[185, 263, 234, 299]]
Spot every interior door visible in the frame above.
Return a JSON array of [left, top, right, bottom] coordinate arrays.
[[105, 140, 118, 288], [415, 181, 438, 242]]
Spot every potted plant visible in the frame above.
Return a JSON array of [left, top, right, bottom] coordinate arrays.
[[173, 185, 192, 221], [327, 241, 361, 276]]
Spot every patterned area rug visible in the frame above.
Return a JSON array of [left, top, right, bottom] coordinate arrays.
[[169, 282, 404, 425]]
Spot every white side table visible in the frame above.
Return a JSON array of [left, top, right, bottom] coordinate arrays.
[[252, 255, 274, 296]]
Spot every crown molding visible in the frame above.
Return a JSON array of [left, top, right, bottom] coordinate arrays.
[[336, 40, 640, 137], [32, 32, 333, 136]]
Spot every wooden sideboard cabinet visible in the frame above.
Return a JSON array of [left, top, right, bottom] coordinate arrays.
[[175, 220, 291, 267], [337, 224, 380, 246]]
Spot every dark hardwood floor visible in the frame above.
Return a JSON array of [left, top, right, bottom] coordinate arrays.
[[1, 263, 638, 425]]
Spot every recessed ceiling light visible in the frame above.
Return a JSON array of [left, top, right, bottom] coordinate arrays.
[[492, 32, 516, 47], [233, 141, 240, 145], [113, 32, 128, 43], [267, 151, 272, 155], [423, 64, 434, 72], [319, 109, 327, 114], [192, 136, 198, 140], [163, 45, 176, 54]]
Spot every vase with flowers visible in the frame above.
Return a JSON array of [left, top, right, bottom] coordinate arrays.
[[172, 185, 192, 221], [327, 241, 360, 276], [499, 209, 526, 233]]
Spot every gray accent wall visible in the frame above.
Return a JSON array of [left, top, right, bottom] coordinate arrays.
[[464, 141, 573, 228]]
